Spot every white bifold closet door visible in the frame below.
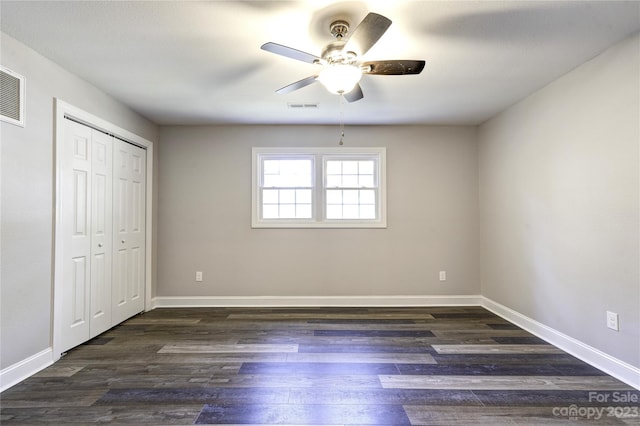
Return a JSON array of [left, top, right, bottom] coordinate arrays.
[[112, 138, 146, 325], [59, 119, 145, 352]]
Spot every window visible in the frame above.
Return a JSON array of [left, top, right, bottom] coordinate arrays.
[[252, 147, 386, 228], [261, 157, 313, 219]]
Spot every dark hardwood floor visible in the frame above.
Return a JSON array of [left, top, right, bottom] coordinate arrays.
[[1, 306, 638, 424]]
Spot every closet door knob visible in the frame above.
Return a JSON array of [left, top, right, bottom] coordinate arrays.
[[121, 240, 126, 244], [98, 243, 103, 248]]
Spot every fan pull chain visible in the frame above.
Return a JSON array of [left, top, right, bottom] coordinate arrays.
[[338, 94, 345, 146]]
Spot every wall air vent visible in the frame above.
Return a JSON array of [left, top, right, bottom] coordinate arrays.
[[287, 103, 319, 109], [1, 66, 25, 127]]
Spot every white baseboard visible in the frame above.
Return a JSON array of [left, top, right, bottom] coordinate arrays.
[[151, 295, 483, 308], [482, 297, 640, 390], [0, 348, 54, 392]]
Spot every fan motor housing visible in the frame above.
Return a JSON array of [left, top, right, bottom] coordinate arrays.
[[321, 41, 357, 64], [330, 20, 350, 39]]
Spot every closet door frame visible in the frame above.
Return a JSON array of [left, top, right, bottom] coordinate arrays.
[[53, 99, 155, 360]]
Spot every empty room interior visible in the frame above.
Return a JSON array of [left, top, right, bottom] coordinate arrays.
[[1, 1, 639, 424]]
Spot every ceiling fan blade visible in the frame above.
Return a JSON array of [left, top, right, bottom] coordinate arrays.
[[362, 60, 426, 75], [275, 75, 319, 94], [343, 83, 364, 103], [261, 42, 322, 64], [344, 13, 392, 56]]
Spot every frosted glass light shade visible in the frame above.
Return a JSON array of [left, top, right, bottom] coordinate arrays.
[[318, 64, 363, 94]]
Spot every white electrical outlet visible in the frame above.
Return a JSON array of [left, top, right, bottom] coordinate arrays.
[[439, 271, 447, 281], [606, 311, 619, 331], [195, 271, 203, 282]]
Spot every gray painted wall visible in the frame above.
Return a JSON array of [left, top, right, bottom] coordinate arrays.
[[0, 33, 158, 369], [157, 125, 479, 298], [478, 33, 639, 367]]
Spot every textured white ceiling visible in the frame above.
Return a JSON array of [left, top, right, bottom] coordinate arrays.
[[1, 1, 639, 125]]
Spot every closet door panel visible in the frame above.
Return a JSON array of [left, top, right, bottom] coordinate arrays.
[[112, 139, 146, 324], [89, 130, 113, 337], [60, 120, 92, 352], [129, 147, 146, 305]]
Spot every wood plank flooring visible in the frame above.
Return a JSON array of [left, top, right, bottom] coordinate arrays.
[[2, 306, 639, 425]]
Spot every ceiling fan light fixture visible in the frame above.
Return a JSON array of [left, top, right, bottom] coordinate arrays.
[[317, 63, 362, 94], [262, 12, 423, 103]]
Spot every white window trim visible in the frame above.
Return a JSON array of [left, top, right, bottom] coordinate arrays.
[[252, 147, 386, 228]]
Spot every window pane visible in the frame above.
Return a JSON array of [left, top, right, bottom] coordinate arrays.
[[343, 161, 358, 174], [359, 161, 374, 174], [360, 190, 376, 204], [296, 204, 312, 218], [280, 189, 295, 204], [326, 161, 342, 175], [263, 175, 280, 188], [343, 190, 359, 204], [326, 175, 342, 188], [263, 205, 279, 219], [342, 175, 358, 187], [359, 175, 374, 188], [262, 188, 314, 220], [325, 188, 378, 220], [263, 159, 312, 188], [296, 189, 312, 204], [326, 189, 342, 204], [280, 204, 296, 218], [287, 160, 312, 187], [343, 205, 359, 219], [325, 158, 378, 189], [360, 205, 376, 219], [263, 160, 280, 175], [326, 205, 342, 219], [263, 189, 279, 204]]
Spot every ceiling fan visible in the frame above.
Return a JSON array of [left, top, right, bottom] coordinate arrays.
[[261, 12, 425, 102]]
